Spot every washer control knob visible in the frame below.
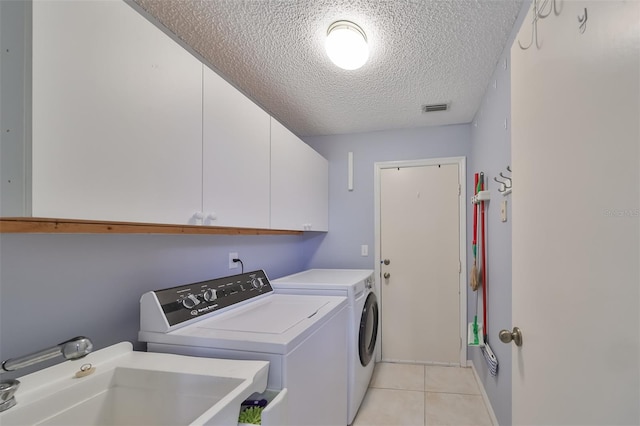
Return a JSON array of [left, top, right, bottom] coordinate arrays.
[[251, 278, 264, 289], [203, 289, 217, 302], [182, 294, 200, 309]]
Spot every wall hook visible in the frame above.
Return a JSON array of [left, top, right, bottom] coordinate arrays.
[[537, 0, 562, 19], [518, 0, 541, 50], [495, 167, 512, 196], [499, 172, 512, 188], [519, 0, 565, 50], [578, 8, 587, 34], [537, 0, 553, 19]]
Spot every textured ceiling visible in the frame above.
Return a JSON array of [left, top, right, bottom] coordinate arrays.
[[133, 0, 523, 137]]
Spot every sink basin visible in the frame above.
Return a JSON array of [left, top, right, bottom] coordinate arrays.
[[0, 342, 269, 425]]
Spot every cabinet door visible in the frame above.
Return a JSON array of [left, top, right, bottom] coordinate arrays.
[[202, 66, 270, 228], [31, 0, 202, 224], [270, 119, 328, 231]]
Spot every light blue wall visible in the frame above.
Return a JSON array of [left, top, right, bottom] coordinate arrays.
[[467, 46, 513, 426], [468, 2, 530, 424], [0, 233, 307, 379], [303, 124, 472, 269]]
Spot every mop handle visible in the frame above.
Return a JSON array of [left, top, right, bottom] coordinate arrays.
[[480, 173, 488, 340], [473, 174, 478, 239], [473, 173, 478, 246]]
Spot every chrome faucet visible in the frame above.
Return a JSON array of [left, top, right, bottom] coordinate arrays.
[[0, 336, 93, 412], [1, 336, 93, 372], [0, 380, 19, 412]]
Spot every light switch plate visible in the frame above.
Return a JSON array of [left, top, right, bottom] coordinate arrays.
[[501, 200, 507, 222], [361, 245, 368, 256]]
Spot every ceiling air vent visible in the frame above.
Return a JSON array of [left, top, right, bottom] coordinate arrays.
[[422, 103, 448, 113]]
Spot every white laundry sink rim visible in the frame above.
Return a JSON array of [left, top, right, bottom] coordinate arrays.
[[0, 342, 269, 426]]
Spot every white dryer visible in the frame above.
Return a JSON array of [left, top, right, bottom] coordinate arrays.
[[271, 269, 378, 425], [139, 270, 348, 426]]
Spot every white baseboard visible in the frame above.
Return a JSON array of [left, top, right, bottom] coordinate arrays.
[[469, 360, 499, 426]]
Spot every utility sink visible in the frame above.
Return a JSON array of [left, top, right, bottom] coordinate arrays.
[[0, 342, 269, 425]]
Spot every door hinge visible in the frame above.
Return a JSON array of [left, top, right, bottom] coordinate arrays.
[[458, 184, 461, 196], [458, 260, 462, 273]]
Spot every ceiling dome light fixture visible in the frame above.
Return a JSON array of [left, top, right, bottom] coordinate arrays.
[[325, 20, 369, 70]]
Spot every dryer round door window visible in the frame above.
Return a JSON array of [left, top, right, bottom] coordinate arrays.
[[359, 292, 379, 367]]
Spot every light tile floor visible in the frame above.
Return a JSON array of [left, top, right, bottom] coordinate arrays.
[[352, 362, 493, 426]]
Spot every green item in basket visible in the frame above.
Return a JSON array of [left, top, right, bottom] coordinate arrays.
[[238, 406, 264, 425]]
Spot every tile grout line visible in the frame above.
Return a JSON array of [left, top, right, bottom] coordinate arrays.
[[425, 390, 483, 396], [367, 363, 491, 426], [368, 385, 425, 393], [422, 367, 428, 426], [469, 361, 499, 426]]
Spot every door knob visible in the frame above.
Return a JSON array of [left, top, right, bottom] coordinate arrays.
[[499, 327, 523, 346], [382, 259, 390, 265], [383, 272, 390, 279]]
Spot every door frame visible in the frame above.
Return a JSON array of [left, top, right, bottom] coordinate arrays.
[[374, 156, 467, 366]]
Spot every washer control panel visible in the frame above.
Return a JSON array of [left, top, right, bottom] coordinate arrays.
[[152, 270, 272, 326]]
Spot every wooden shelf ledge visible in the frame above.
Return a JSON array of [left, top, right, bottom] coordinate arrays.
[[0, 217, 302, 236]]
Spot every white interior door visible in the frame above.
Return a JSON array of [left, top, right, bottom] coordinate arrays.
[[379, 161, 462, 365], [510, 1, 639, 424]]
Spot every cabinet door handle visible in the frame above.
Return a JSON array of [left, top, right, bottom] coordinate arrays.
[[192, 211, 204, 224]]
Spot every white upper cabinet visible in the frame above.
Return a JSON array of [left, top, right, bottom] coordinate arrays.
[[9, 1, 328, 231], [270, 118, 328, 231], [202, 67, 271, 228], [31, 0, 203, 224]]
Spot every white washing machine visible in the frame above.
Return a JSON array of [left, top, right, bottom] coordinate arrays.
[[139, 270, 348, 426], [271, 269, 378, 425]]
